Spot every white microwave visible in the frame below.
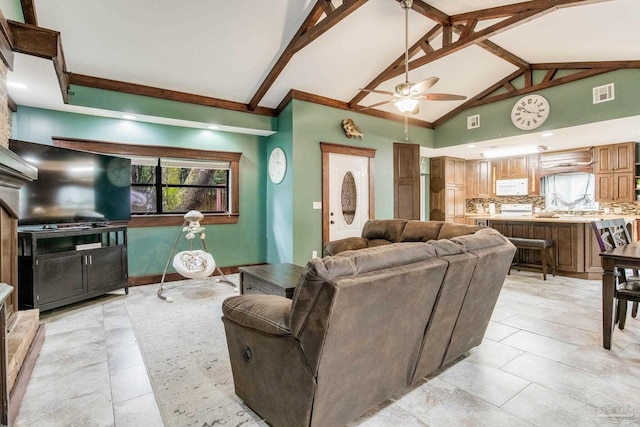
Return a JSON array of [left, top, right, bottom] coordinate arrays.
[[495, 178, 528, 196]]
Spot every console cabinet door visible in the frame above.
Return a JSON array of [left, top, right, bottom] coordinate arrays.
[[36, 252, 85, 307], [85, 246, 127, 292]]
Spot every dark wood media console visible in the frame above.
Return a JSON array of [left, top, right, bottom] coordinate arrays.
[[17, 225, 128, 311]]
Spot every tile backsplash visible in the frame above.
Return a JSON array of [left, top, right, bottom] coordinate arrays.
[[466, 197, 640, 215]]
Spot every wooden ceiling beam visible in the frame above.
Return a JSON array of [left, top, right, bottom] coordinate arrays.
[[543, 69, 557, 82], [351, 6, 550, 109], [433, 69, 525, 126], [410, 0, 449, 25], [459, 19, 478, 39], [469, 67, 615, 108], [348, 24, 442, 108], [20, 0, 37, 25], [452, 24, 530, 70], [69, 73, 278, 116], [451, 0, 611, 22], [0, 9, 14, 69], [9, 21, 68, 103], [248, 0, 368, 111], [532, 60, 640, 69], [279, 89, 433, 128], [433, 64, 622, 126], [388, 8, 554, 81]]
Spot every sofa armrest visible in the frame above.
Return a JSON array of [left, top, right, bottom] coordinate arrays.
[[322, 236, 368, 256], [222, 295, 292, 336]]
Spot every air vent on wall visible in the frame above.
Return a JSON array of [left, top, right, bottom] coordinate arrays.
[[467, 114, 480, 129], [593, 83, 614, 104]]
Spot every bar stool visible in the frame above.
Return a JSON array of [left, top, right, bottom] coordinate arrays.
[[507, 237, 555, 280]]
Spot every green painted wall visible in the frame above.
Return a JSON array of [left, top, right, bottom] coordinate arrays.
[[69, 85, 277, 134], [0, 0, 23, 21], [12, 106, 266, 278], [436, 69, 640, 147], [265, 103, 293, 264], [287, 99, 435, 266]]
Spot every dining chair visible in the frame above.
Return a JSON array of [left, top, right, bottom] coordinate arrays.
[[591, 219, 640, 329]]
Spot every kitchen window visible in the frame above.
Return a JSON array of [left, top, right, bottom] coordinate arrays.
[[543, 173, 598, 212]]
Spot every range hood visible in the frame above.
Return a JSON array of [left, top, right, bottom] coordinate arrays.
[[539, 147, 594, 177]]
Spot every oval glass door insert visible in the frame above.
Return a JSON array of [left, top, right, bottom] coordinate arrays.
[[341, 171, 357, 225]]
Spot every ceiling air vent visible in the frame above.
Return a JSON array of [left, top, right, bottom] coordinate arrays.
[[467, 114, 480, 129], [593, 83, 614, 104]]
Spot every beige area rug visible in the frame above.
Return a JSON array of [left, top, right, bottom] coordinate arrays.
[[125, 275, 263, 427]]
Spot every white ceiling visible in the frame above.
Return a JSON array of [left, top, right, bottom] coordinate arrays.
[[5, 0, 640, 158]]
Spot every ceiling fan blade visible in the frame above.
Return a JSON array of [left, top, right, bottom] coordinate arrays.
[[359, 99, 396, 110], [359, 88, 395, 96], [410, 77, 439, 95], [418, 93, 467, 101]]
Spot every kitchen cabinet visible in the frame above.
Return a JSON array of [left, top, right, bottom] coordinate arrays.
[[465, 159, 492, 198], [488, 220, 587, 275], [595, 142, 635, 203], [430, 156, 466, 224], [495, 156, 527, 180], [527, 153, 540, 196], [18, 226, 128, 311]]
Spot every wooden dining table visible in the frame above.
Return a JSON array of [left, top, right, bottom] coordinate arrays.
[[599, 241, 640, 349]]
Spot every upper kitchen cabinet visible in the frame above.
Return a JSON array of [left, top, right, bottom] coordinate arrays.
[[594, 142, 634, 174], [594, 142, 635, 203], [466, 159, 492, 198], [494, 156, 527, 180]]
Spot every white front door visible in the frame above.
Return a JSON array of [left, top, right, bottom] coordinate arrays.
[[329, 153, 370, 241]]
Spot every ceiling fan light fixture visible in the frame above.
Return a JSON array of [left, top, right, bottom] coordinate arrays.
[[395, 97, 419, 113]]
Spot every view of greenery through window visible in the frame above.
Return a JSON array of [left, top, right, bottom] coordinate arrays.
[[131, 161, 229, 214]]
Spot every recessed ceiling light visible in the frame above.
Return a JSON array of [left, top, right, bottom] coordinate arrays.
[[208, 125, 220, 130], [7, 82, 28, 89], [467, 144, 476, 148], [541, 132, 553, 138], [122, 114, 137, 120]]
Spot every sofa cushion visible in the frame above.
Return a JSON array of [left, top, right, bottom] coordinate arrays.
[[400, 220, 444, 242], [323, 236, 368, 256], [428, 238, 466, 256], [451, 227, 513, 252], [361, 219, 408, 244], [437, 222, 483, 240]]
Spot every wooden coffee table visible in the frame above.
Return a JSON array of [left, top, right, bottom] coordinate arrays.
[[239, 263, 304, 299]]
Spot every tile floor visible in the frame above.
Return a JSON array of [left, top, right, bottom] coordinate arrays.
[[13, 271, 640, 426]]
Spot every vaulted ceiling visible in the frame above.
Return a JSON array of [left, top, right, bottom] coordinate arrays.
[[3, 0, 640, 146]]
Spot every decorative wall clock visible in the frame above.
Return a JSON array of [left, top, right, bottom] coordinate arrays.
[[268, 147, 286, 184], [511, 94, 550, 130]]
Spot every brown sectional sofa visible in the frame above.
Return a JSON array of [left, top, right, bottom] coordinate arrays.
[[222, 221, 515, 427], [322, 218, 483, 256]]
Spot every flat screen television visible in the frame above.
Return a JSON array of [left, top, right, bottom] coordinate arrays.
[[9, 139, 131, 227]]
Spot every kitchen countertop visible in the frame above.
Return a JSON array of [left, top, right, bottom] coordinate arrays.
[[465, 214, 639, 223]]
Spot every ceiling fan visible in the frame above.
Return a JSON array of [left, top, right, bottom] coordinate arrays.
[[360, 0, 466, 116]]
